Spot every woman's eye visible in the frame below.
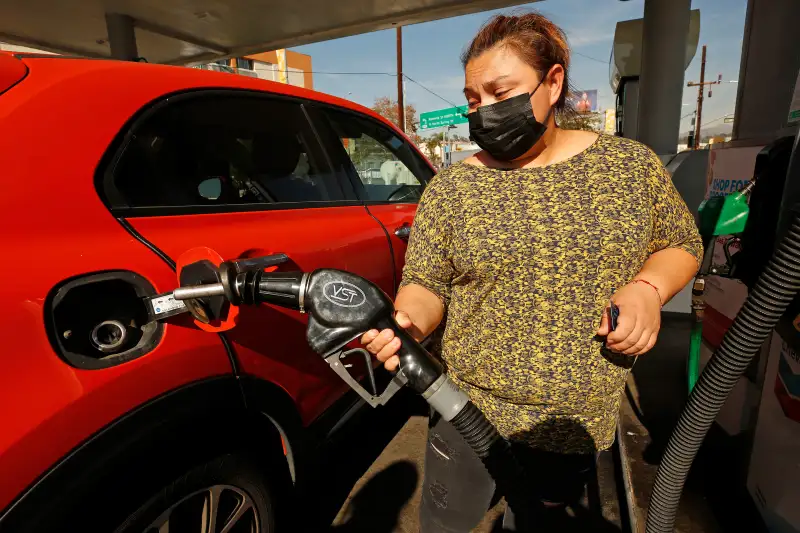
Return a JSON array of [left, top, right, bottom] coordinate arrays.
[[495, 90, 509, 98]]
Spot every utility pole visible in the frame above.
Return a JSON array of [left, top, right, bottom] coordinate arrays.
[[396, 26, 405, 133], [403, 77, 408, 133], [687, 45, 721, 149]]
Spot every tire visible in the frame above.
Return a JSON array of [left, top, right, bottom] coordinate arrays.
[[112, 453, 276, 533]]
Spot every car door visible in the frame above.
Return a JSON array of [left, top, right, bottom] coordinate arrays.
[[315, 107, 436, 283], [101, 91, 396, 425]]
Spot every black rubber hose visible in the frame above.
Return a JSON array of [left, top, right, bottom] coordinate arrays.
[[645, 213, 800, 533], [449, 401, 537, 529], [449, 401, 502, 458]]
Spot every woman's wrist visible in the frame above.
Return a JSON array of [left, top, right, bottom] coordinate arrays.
[[630, 278, 663, 308]]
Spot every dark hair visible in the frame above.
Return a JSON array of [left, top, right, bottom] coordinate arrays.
[[461, 12, 574, 113]]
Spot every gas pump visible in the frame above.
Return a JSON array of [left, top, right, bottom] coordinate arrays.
[[609, 10, 700, 139], [645, 131, 800, 532]]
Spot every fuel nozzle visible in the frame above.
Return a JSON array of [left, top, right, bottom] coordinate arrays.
[[174, 263, 446, 396]]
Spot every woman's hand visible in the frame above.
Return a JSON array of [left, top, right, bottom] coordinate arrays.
[[360, 311, 414, 372], [597, 281, 662, 356]]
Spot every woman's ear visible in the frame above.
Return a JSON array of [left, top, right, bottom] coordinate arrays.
[[547, 64, 565, 107]]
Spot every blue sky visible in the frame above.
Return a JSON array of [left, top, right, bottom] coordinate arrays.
[[295, 0, 747, 140]]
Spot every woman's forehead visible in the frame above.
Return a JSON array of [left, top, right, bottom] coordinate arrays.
[[465, 47, 538, 86]]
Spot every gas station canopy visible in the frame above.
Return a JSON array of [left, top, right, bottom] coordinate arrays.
[[0, 0, 533, 64]]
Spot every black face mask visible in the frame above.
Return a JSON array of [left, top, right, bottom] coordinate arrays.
[[467, 81, 551, 161]]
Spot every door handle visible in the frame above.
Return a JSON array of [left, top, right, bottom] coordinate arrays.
[[394, 224, 411, 240]]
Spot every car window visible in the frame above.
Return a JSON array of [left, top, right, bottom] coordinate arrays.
[[323, 109, 433, 203], [111, 95, 348, 211]]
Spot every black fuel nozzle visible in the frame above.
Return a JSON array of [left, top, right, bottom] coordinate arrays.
[[174, 264, 446, 395], [299, 269, 444, 394]]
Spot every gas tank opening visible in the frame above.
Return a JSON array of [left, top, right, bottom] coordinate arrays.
[[46, 271, 164, 369]]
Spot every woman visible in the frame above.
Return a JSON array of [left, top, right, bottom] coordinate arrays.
[[361, 12, 703, 532]]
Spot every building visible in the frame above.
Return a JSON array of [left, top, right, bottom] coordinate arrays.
[[0, 43, 55, 54], [1, 42, 313, 90], [197, 50, 313, 89]]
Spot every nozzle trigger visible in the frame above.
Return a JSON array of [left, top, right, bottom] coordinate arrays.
[[327, 348, 408, 407]]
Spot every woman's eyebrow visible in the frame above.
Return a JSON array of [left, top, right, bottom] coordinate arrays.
[[464, 74, 511, 95], [483, 74, 511, 90]]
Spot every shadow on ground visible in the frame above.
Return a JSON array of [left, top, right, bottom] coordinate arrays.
[[291, 388, 427, 532], [291, 382, 624, 532], [329, 460, 419, 533], [483, 420, 622, 532]]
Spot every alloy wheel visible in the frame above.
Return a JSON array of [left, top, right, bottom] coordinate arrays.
[[143, 484, 260, 533]]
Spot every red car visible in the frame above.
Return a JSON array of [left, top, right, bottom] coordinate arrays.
[[0, 51, 433, 532]]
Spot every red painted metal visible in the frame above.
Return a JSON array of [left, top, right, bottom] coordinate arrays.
[[0, 52, 27, 95], [0, 55, 429, 513]]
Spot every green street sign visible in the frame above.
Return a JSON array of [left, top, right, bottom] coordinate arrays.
[[420, 106, 469, 130]]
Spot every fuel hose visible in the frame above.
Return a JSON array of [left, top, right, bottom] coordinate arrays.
[[379, 321, 537, 528], [645, 210, 800, 532]]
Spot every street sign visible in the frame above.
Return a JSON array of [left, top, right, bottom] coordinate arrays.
[[724, 116, 735, 124], [420, 106, 468, 130]]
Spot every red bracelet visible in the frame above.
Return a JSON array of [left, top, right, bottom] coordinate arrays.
[[632, 279, 663, 308]]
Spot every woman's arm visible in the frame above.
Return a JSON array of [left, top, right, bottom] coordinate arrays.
[[395, 283, 446, 340], [361, 171, 457, 370], [634, 247, 700, 305], [598, 149, 704, 356], [599, 248, 699, 355]]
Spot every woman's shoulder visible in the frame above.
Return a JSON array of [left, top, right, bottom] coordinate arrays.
[[593, 134, 662, 165], [429, 161, 483, 186]]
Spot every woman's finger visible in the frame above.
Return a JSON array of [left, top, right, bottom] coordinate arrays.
[[360, 329, 379, 345], [596, 308, 610, 336], [623, 330, 651, 355], [607, 312, 636, 345], [609, 318, 644, 352], [384, 355, 400, 372], [395, 311, 413, 329], [366, 328, 395, 355], [376, 337, 401, 363], [640, 331, 658, 355]]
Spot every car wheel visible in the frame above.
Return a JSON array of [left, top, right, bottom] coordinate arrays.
[[113, 454, 276, 533]]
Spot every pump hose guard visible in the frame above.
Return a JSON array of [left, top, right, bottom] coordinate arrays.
[[645, 211, 800, 532]]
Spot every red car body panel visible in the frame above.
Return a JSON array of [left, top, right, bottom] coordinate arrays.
[[0, 54, 432, 514], [365, 204, 420, 279], [0, 52, 27, 94], [129, 206, 397, 425]]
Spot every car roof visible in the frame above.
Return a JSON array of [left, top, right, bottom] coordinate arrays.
[[12, 53, 404, 137]]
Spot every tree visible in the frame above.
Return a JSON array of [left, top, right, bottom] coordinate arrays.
[[372, 96, 420, 143], [557, 110, 603, 132], [423, 135, 443, 167]]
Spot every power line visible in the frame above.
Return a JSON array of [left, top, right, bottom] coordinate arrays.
[[573, 51, 608, 64], [701, 113, 733, 127], [298, 69, 465, 110], [291, 70, 396, 76], [402, 73, 466, 111]]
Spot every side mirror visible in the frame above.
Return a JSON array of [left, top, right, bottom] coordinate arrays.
[[198, 178, 222, 200]]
